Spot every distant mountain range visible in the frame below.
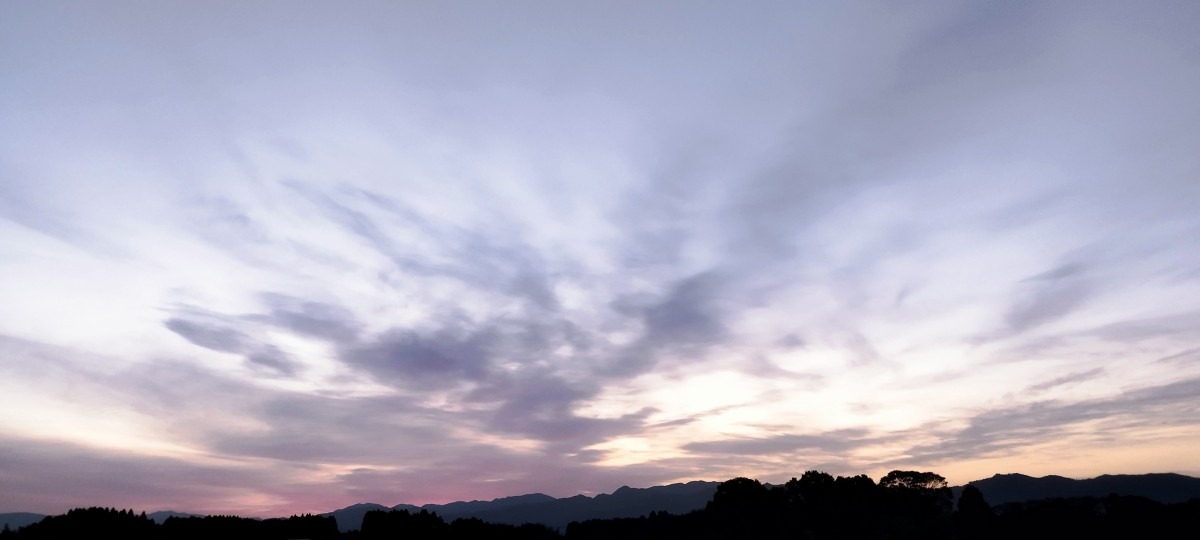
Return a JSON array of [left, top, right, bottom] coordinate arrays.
[[324, 473, 1200, 531], [0, 512, 43, 532], [323, 481, 720, 532], [960, 472, 1200, 506], [147, 510, 203, 523], [5, 473, 1199, 533]]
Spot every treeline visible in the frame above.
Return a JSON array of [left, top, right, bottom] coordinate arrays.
[[565, 471, 1200, 540], [1, 507, 339, 540], [360, 511, 558, 540], [4, 470, 1199, 540]]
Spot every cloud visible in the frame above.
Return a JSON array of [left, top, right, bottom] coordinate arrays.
[[342, 328, 495, 389], [1027, 368, 1105, 392], [684, 429, 873, 456], [1005, 263, 1090, 334], [1156, 348, 1200, 364], [205, 394, 460, 464], [893, 377, 1200, 465], [470, 371, 648, 447], [284, 182, 562, 312], [602, 271, 729, 377], [164, 317, 301, 376], [337, 316, 642, 450], [164, 318, 251, 354], [245, 345, 300, 376], [0, 435, 295, 516], [1084, 311, 1200, 343], [641, 272, 727, 347], [250, 293, 362, 343]]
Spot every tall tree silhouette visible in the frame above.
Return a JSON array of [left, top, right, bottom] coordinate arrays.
[[955, 484, 996, 539]]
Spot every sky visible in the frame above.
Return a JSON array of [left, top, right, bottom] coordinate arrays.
[[2, 0, 1199, 518]]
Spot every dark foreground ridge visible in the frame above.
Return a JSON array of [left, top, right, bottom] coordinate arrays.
[[3, 471, 1200, 539]]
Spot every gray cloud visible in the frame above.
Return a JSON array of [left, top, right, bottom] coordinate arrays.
[[471, 371, 648, 447], [183, 197, 274, 263], [245, 345, 300, 376], [895, 1, 1053, 86], [0, 435, 295, 516], [165, 318, 251, 354], [1156, 348, 1200, 364], [0, 181, 125, 256], [343, 327, 495, 389], [985, 309, 1200, 365], [1083, 311, 1200, 343], [1006, 263, 1090, 334], [602, 271, 729, 377], [1027, 368, 1105, 392], [282, 181, 414, 269], [337, 317, 639, 451], [641, 272, 726, 346], [286, 182, 562, 312], [164, 317, 301, 376], [250, 293, 361, 343], [685, 429, 873, 456], [893, 377, 1200, 465], [206, 394, 455, 464]]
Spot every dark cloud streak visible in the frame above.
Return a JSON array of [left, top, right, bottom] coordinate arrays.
[[1006, 263, 1090, 334], [164, 317, 301, 376]]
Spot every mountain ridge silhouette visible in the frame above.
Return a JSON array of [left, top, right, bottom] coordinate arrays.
[[5, 472, 1199, 532], [956, 472, 1200, 505]]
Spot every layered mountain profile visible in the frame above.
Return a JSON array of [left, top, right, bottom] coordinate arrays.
[[328, 473, 1200, 531], [319, 503, 391, 533], [324, 481, 720, 531], [959, 473, 1200, 505], [6, 472, 1200, 533]]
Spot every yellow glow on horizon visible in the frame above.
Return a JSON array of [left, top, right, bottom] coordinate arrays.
[[586, 436, 678, 467]]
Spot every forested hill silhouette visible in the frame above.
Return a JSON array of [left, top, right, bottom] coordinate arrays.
[[958, 472, 1200, 505], [0, 510, 202, 532]]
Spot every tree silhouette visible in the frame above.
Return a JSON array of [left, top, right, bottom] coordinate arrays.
[[880, 470, 948, 491], [955, 484, 996, 539], [705, 477, 789, 539]]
